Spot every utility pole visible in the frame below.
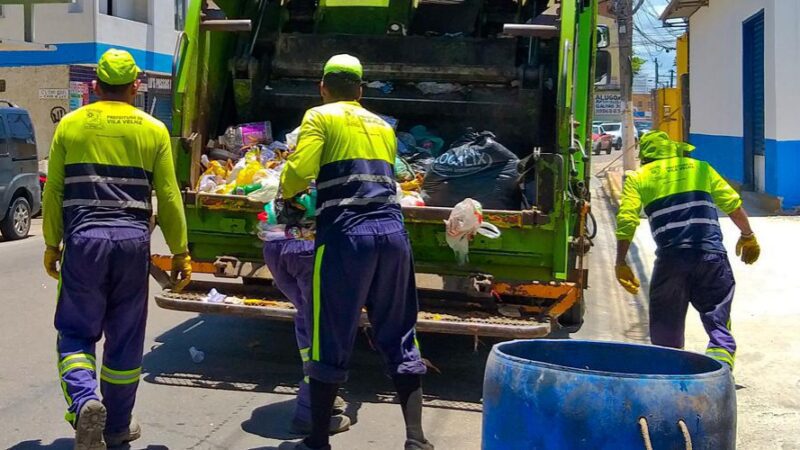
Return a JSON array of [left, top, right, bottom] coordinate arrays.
[[669, 69, 675, 88], [615, 0, 638, 171], [654, 58, 660, 89]]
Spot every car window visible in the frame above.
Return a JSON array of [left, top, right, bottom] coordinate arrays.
[[603, 124, 621, 131], [592, 126, 601, 134], [8, 113, 34, 141], [7, 113, 36, 160]]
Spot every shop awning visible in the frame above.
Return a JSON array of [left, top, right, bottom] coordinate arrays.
[[660, 0, 709, 21]]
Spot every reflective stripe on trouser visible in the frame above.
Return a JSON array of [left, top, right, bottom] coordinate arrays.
[[55, 227, 150, 433], [310, 223, 427, 384], [649, 251, 736, 369], [263, 239, 314, 422]]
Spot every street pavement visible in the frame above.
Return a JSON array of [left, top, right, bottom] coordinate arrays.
[[1, 158, 797, 449]]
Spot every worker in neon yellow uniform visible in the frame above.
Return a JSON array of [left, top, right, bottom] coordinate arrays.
[[615, 131, 761, 370], [280, 55, 433, 450], [43, 49, 191, 449]]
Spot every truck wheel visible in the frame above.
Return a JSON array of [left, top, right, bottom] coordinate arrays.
[[557, 299, 585, 333], [0, 197, 32, 240]]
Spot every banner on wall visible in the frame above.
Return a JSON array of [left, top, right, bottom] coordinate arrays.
[[594, 93, 623, 116], [69, 81, 89, 111]]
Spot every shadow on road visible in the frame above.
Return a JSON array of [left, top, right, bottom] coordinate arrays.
[[7, 440, 167, 450], [142, 315, 489, 414]]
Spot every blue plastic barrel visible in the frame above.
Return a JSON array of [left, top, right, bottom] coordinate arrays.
[[483, 340, 736, 450]]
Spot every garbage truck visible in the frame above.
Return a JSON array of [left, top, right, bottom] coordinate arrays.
[[151, 0, 610, 339]]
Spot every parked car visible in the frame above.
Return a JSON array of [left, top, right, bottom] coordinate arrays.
[[635, 121, 652, 138], [592, 125, 613, 155], [601, 122, 623, 150], [0, 101, 41, 240]]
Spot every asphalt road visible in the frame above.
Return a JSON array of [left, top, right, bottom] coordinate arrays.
[[1, 166, 797, 449]]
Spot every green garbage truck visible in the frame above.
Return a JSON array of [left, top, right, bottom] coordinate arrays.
[[152, 0, 610, 338]]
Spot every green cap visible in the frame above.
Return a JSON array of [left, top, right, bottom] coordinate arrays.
[[323, 54, 363, 80], [639, 130, 695, 160], [97, 49, 141, 85]]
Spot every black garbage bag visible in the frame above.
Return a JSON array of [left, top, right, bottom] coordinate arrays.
[[421, 131, 521, 209], [404, 150, 436, 175]]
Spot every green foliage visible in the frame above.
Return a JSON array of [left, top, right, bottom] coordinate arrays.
[[632, 56, 647, 76]]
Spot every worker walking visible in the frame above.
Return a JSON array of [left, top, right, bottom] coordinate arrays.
[[280, 54, 432, 450], [42, 49, 191, 450], [260, 191, 350, 435], [615, 131, 761, 370]]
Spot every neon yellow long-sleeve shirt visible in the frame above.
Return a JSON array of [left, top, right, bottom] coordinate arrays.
[[616, 156, 742, 254], [43, 101, 187, 254]]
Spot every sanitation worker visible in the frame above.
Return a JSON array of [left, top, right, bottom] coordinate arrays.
[[260, 190, 350, 435], [42, 49, 191, 449], [615, 131, 761, 371], [280, 54, 432, 450]]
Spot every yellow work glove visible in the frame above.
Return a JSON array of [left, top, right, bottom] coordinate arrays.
[[615, 264, 640, 295], [44, 245, 62, 280], [736, 233, 760, 264], [170, 252, 192, 292]]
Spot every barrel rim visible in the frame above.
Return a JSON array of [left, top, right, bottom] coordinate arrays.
[[490, 339, 730, 380]]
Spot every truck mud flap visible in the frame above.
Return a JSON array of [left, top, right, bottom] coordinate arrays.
[[155, 281, 551, 339]]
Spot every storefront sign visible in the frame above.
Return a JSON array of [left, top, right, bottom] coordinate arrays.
[[39, 88, 69, 100], [148, 77, 172, 91]]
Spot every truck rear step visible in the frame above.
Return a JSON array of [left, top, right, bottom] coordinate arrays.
[[154, 281, 551, 339]]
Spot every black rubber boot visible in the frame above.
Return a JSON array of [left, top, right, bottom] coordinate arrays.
[[302, 379, 340, 449]]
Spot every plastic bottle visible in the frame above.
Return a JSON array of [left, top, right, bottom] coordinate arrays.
[[189, 346, 205, 363]]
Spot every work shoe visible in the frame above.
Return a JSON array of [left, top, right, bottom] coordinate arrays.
[[405, 438, 435, 450], [277, 441, 331, 450], [332, 395, 346, 415], [290, 414, 351, 435], [74, 400, 107, 450], [104, 417, 142, 448]]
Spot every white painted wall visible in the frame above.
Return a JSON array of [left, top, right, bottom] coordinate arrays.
[[689, 0, 777, 139], [0, 1, 177, 56], [771, 1, 800, 141], [0, 2, 93, 44], [96, 0, 177, 56]]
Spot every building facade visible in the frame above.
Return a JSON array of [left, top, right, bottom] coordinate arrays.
[[0, 0, 183, 157], [663, 0, 800, 208]]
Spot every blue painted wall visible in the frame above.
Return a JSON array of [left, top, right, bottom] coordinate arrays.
[[765, 139, 800, 208], [0, 42, 171, 73], [691, 133, 800, 208], [689, 133, 745, 183]]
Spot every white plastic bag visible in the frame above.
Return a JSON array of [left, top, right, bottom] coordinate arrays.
[[246, 173, 280, 203], [444, 198, 501, 264]]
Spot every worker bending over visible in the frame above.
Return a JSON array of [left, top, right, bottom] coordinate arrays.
[[280, 54, 432, 450], [615, 131, 761, 370], [43, 49, 191, 449], [261, 190, 350, 435]]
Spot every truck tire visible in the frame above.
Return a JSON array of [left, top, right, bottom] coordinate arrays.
[[557, 298, 585, 333], [0, 197, 32, 241]]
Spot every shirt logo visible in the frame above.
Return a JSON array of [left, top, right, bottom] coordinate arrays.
[[85, 109, 104, 129]]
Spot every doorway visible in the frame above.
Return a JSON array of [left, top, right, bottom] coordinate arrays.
[[742, 10, 765, 191]]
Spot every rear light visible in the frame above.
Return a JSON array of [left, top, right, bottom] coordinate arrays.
[[39, 175, 47, 184]]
